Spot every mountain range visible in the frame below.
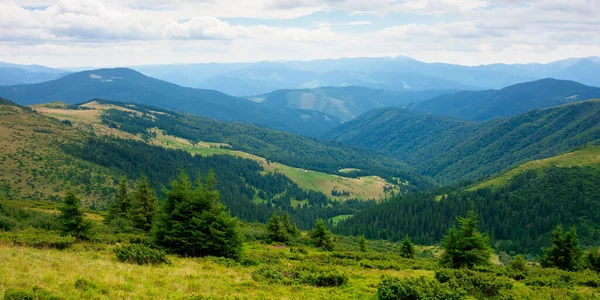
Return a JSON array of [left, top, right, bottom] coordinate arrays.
[[0, 68, 340, 137], [325, 100, 600, 183], [0, 61, 68, 86], [410, 78, 600, 121], [133, 56, 600, 96]]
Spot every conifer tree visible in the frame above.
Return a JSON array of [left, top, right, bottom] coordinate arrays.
[[267, 213, 288, 243], [440, 210, 492, 269], [358, 235, 368, 252], [282, 212, 300, 238], [399, 236, 415, 259], [510, 255, 528, 272], [539, 225, 582, 271], [131, 175, 157, 232], [104, 177, 131, 224], [153, 171, 243, 259], [310, 219, 334, 251], [58, 190, 91, 240]]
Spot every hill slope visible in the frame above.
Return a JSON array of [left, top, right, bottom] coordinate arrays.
[[250, 87, 449, 122], [325, 100, 600, 183], [0, 68, 340, 137], [0, 61, 68, 86], [410, 79, 600, 121]]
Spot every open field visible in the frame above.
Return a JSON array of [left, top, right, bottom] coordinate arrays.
[[471, 145, 600, 190]]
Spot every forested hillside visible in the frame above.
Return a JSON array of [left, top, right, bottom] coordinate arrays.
[[0, 68, 341, 137], [335, 151, 600, 253], [410, 78, 600, 121], [325, 100, 600, 183], [250, 86, 449, 122], [93, 99, 430, 188]]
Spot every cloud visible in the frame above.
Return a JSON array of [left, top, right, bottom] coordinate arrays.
[[2, 0, 600, 67]]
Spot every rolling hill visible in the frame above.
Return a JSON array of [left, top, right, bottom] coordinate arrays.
[[0, 68, 340, 137], [325, 100, 600, 183], [0, 61, 68, 86], [249, 86, 449, 122], [410, 78, 600, 121], [1, 97, 412, 227]]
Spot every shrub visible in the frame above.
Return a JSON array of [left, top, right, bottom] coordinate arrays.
[[289, 247, 308, 254], [114, 244, 170, 265], [435, 268, 512, 298], [252, 263, 348, 287], [0, 229, 75, 249], [510, 254, 528, 272], [377, 276, 464, 300], [4, 286, 59, 300]]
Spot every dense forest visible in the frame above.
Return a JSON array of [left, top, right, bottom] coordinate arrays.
[[61, 136, 375, 229], [335, 166, 600, 254]]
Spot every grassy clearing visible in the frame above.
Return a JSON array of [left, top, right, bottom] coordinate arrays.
[[339, 168, 360, 173], [329, 214, 353, 225], [470, 146, 600, 190], [154, 130, 394, 201]]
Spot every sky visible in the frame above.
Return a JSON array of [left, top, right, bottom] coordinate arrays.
[[1, 0, 599, 68]]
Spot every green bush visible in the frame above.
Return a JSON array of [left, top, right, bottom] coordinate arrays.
[[113, 244, 170, 265], [4, 286, 60, 300], [252, 263, 348, 287], [289, 247, 308, 254], [377, 276, 465, 300], [435, 268, 512, 298], [0, 229, 75, 249]]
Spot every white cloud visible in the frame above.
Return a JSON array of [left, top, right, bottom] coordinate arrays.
[[2, 0, 600, 67]]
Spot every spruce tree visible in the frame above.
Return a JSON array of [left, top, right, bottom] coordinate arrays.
[[440, 210, 492, 269], [58, 190, 91, 240], [153, 171, 243, 259], [539, 225, 582, 271], [104, 177, 131, 224], [399, 236, 415, 259], [282, 212, 300, 238], [267, 213, 288, 243], [131, 175, 157, 232], [310, 219, 334, 251], [358, 235, 368, 252]]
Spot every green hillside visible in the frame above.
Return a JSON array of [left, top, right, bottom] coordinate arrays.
[[410, 78, 600, 121], [336, 159, 600, 254], [325, 100, 600, 183], [249, 87, 448, 122], [471, 145, 600, 190], [0, 68, 341, 137]]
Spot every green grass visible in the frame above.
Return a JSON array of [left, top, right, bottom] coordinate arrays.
[[470, 145, 600, 190], [329, 215, 353, 225], [339, 168, 360, 173]]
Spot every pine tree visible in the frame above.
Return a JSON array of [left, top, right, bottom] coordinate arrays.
[[310, 219, 334, 251], [58, 190, 91, 240], [104, 177, 131, 224], [153, 171, 243, 259], [282, 212, 300, 238], [539, 225, 582, 271], [358, 235, 368, 252], [267, 213, 288, 243], [399, 236, 415, 259], [440, 210, 492, 269], [131, 175, 157, 232]]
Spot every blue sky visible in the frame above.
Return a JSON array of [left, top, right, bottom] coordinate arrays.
[[1, 0, 599, 67]]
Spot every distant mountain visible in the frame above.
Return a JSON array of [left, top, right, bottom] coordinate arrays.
[[410, 78, 600, 121], [195, 66, 473, 97], [132, 56, 600, 96], [0, 68, 340, 137], [249, 86, 451, 122], [325, 100, 600, 183], [0, 61, 68, 85]]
